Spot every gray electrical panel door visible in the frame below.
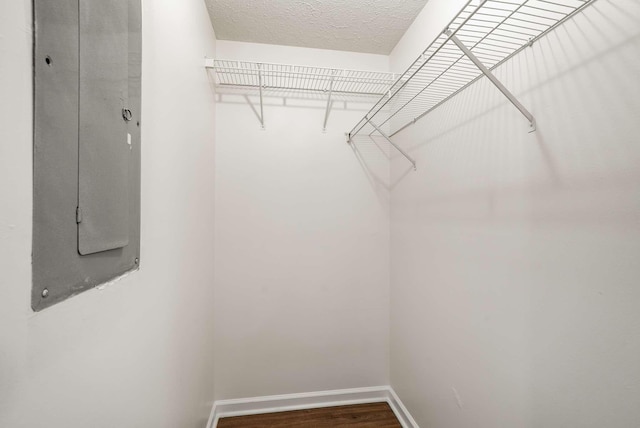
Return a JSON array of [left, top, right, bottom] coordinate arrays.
[[78, 0, 130, 255], [33, 0, 141, 311]]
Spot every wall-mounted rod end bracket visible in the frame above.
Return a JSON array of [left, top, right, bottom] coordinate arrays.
[[412, 163, 417, 171], [528, 119, 537, 133], [346, 132, 352, 144], [527, 37, 535, 48]]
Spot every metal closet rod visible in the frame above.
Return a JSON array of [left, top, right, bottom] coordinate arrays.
[[214, 69, 392, 84], [208, 59, 395, 78], [214, 83, 389, 97]]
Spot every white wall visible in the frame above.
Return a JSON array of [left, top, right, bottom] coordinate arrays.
[[389, 0, 640, 427], [0, 1, 218, 427], [213, 41, 391, 400]]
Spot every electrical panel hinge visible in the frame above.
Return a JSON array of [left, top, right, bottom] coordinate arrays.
[[76, 206, 83, 224]]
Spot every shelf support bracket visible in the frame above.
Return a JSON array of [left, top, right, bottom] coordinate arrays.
[[446, 30, 536, 132], [366, 117, 417, 171], [323, 71, 337, 132], [258, 63, 265, 129]]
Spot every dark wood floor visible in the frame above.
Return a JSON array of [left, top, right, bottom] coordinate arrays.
[[217, 402, 402, 427]]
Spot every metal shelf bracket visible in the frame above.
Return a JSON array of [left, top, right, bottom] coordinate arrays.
[[323, 70, 337, 132], [445, 30, 536, 132], [258, 63, 265, 129], [365, 117, 417, 171]]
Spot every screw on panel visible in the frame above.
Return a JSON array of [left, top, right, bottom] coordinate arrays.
[[135, 258, 139, 265], [42, 288, 49, 298]]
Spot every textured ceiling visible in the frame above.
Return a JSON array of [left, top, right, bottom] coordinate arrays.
[[206, 0, 430, 55]]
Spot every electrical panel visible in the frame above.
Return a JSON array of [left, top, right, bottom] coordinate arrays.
[[32, 0, 141, 311]]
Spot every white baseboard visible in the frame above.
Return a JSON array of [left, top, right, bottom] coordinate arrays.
[[387, 387, 420, 428], [207, 385, 418, 428]]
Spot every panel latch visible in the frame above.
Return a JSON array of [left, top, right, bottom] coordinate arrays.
[[122, 108, 133, 122]]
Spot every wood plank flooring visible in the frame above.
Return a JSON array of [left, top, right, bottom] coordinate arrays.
[[217, 402, 402, 427]]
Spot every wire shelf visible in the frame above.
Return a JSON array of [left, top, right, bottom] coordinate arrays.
[[208, 59, 396, 96], [349, 0, 596, 141]]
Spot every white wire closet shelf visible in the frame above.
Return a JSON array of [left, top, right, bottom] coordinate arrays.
[[206, 59, 396, 130], [349, 0, 597, 170]]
